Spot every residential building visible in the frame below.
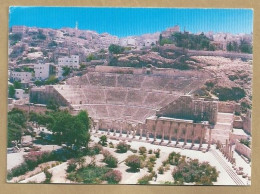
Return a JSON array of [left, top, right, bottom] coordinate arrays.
[[57, 55, 79, 78], [34, 63, 55, 80], [15, 89, 29, 99], [10, 71, 32, 83], [11, 26, 27, 34]]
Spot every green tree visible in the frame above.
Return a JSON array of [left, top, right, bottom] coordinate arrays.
[[108, 44, 125, 54], [8, 85, 15, 98], [240, 40, 252, 54], [62, 66, 71, 77], [46, 98, 60, 111], [7, 109, 27, 147], [45, 75, 59, 85], [86, 54, 96, 62], [99, 135, 108, 146], [48, 110, 91, 149], [13, 81, 22, 89], [9, 33, 22, 41]]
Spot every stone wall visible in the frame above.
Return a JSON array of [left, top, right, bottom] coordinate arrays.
[[30, 86, 70, 107], [242, 111, 251, 134], [13, 104, 47, 113], [145, 116, 209, 144], [218, 102, 235, 113], [229, 131, 248, 145], [235, 140, 251, 159], [157, 95, 218, 124]]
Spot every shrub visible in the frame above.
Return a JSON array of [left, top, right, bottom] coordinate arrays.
[[168, 151, 182, 166], [148, 166, 153, 173], [109, 142, 114, 148], [67, 159, 77, 172], [149, 155, 157, 163], [43, 168, 52, 183], [99, 135, 108, 146], [116, 142, 129, 153], [130, 148, 137, 153], [137, 174, 153, 184], [70, 166, 110, 184], [103, 170, 122, 184], [162, 160, 168, 166], [172, 159, 219, 185], [91, 143, 103, 155], [154, 149, 160, 158], [125, 155, 141, 172], [139, 147, 147, 155], [213, 87, 246, 101], [103, 154, 118, 168], [148, 149, 153, 154], [158, 166, 164, 174], [24, 151, 53, 170], [7, 163, 29, 180]]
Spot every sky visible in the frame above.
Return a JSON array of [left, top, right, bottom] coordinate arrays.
[[9, 7, 253, 37]]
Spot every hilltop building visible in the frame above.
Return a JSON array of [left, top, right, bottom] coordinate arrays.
[[10, 71, 32, 83], [57, 55, 79, 78], [11, 25, 27, 34], [34, 63, 56, 80]]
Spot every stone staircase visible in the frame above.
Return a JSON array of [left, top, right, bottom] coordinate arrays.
[[210, 112, 234, 144]]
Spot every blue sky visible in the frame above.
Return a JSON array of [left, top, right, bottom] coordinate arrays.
[[9, 7, 253, 37]]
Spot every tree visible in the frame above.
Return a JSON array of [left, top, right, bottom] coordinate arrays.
[[108, 44, 125, 54], [8, 85, 15, 98], [8, 109, 27, 147], [125, 155, 141, 172], [13, 81, 22, 89], [99, 135, 108, 146], [45, 75, 59, 85], [48, 110, 91, 150], [240, 40, 252, 54], [86, 54, 96, 62], [34, 80, 44, 86], [46, 98, 60, 111], [9, 33, 22, 41], [62, 66, 71, 77]]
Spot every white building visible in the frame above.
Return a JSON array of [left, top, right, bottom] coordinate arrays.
[[15, 89, 29, 99], [119, 37, 137, 47], [10, 71, 32, 83], [11, 26, 27, 34], [57, 55, 79, 78], [34, 63, 54, 80]]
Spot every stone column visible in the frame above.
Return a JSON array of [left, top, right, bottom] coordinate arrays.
[[146, 131, 149, 141], [154, 131, 157, 141], [153, 121, 157, 142], [176, 123, 180, 145], [132, 129, 136, 139], [191, 124, 195, 147], [229, 144, 232, 161], [184, 125, 188, 145], [119, 127, 122, 137], [168, 122, 173, 143], [126, 130, 129, 138], [199, 126, 203, 148], [207, 126, 212, 149], [139, 128, 143, 140], [107, 128, 110, 135], [161, 125, 165, 142], [225, 139, 229, 158], [95, 122, 99, 133], [113, 129, 116, 136]]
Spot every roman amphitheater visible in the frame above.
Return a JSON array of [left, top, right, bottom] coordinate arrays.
[[30, 65, 251, 154]]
